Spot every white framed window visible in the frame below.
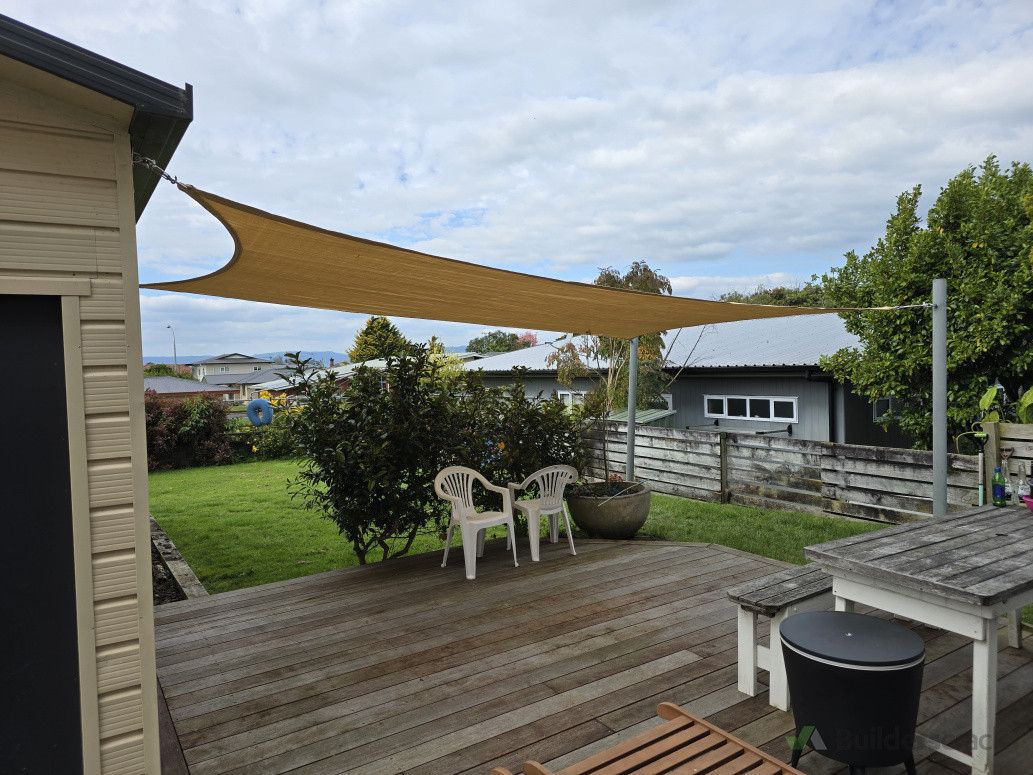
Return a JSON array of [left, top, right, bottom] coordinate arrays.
[[557, 391, 586, 410], [704, 394, 798, 423], [253, 365, 262, 371], [220, 366, 230, 373], [874, 396, 899, 421]]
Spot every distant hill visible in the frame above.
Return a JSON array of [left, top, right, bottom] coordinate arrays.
[[142, 351, 351, 366], [254, 350, 351, 366], [143, 355, 212, 365]]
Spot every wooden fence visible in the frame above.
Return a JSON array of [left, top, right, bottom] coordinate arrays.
[[983, 422, 1033, 496], [584, 423, 980, 524]]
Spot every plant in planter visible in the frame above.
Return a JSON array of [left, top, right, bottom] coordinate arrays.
[[565, 473, 652, 540], [546, 262, 701, 539]]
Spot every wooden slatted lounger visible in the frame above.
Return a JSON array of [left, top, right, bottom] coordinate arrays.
[[490, 702, 804, 775]]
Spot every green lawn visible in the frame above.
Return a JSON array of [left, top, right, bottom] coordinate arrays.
[[149, 459, 886, 594], [641, 494, 883, 565]]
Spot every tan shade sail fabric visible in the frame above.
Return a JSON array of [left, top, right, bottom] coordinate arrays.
[[142, 185, 854, 339]]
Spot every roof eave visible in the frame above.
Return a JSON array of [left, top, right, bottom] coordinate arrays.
[[0, 13, 193, 220]]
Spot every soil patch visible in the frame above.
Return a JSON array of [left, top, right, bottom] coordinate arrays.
[[152, 544, 186, 605]]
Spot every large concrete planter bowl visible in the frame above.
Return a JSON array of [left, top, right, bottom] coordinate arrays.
[[567, 482, 651, 540]]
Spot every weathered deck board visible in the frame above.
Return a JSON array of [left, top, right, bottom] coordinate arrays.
[[156, 540, 1033, 775]]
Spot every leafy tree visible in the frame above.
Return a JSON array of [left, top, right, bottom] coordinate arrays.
[[286, 349, 454, 563], [284, 351, 582, 564], [549, 262, 673, 416], [144, 362, 196, 379], [467, 329, 537, 353], [819, 156, 1033, 448], [347, 316, 413, 362], [718, 283, 827, 307], [427, 336, 466, 381]]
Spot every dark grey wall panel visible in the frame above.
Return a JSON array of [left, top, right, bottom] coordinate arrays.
[[0, 294, 83, 773]]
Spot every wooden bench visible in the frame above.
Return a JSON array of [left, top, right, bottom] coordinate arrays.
[[727, 564, 833, 711], [489, 702, 803, 775]]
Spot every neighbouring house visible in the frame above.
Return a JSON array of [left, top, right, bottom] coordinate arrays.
[[143, 375, 235, 401], [465, 314, 911, 448], [200, 364, 292, 400], [250, 359, 389, 398], [187, 352, 278, 381], [0, 13, 191, 774]]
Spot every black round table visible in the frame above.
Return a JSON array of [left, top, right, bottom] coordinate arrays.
[[780, 610, 925, 775]]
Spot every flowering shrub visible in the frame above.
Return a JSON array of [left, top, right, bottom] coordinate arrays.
[[238, 407, 298, 460]]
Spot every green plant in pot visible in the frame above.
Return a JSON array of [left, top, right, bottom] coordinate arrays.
[[977, 385, 1033, 425], [546, 262, 686, 539], [565, 473, 651, 540]]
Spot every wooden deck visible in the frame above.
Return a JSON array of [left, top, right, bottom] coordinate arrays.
[[154, 539, 1033, 775]]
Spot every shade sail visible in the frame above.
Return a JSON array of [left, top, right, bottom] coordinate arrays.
[[142, 185, 855, 339]]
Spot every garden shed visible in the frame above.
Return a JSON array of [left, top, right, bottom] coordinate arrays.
[[0, 14, 191, 774]]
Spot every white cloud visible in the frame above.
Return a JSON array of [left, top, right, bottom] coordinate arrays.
[[7, 0, 1033, 355], [670, 273, 804, 300]]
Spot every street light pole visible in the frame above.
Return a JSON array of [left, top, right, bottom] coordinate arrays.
[[167, 325, 177, 373]]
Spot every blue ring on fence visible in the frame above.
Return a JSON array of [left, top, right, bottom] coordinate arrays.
[[246, 398, 274, 426]]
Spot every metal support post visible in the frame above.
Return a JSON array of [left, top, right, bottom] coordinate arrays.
[[626, 337, 638, 482], [933, 279, 947, 518]]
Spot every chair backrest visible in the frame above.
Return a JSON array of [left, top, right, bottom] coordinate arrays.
[[524, 465, 578, 511], [435, 466, 480, 522]]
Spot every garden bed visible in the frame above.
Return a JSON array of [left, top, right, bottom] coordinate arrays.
[[151, 544, 185, 605]]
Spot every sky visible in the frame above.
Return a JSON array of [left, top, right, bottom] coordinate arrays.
[[9, 1, 1033, 358]]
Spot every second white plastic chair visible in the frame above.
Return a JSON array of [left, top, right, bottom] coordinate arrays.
[[508, 464, 578, 562], [435, 466, 519, 580]]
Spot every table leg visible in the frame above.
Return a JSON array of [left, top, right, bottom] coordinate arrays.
[[834, 596, 855, 613], [1007, 609, 1022, 649], [768, 610, 790, 711], [736, 607, 758, 697], [971, 625, 997, 775]]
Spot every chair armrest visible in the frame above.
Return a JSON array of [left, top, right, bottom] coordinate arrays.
[[473, 471, 513, 511], [489, 768, 514, 775]]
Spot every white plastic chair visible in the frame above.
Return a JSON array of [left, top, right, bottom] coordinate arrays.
[[507, 465, 578, 562], [435, 466, 519, 580]]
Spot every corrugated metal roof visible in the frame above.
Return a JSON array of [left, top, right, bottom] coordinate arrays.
[[252, 360, 388, 392], [467, 314, 859, 373], [606, 408, 677, 424], [665, 313, 859, 368], [143, 376, 231, 394]]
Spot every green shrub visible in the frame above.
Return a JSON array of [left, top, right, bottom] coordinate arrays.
[[144, 390, 232, 470], [236, 408, 299, 461], [284, 352, 583, 564]]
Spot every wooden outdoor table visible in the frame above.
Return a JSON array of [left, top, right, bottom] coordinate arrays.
[[805, 504, 1033, 775]]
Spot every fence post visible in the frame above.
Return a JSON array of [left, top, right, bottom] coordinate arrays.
[[983, 421, 1000, 498], [719, 432, 729, 504]]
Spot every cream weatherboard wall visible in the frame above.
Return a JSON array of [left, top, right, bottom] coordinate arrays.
[[1, 56, 159, 773]]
